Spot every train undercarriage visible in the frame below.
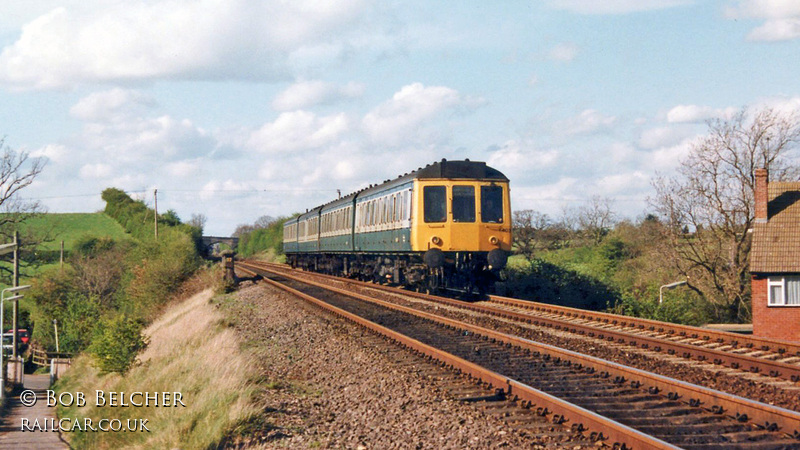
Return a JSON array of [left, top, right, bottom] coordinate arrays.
[[287, 251, 505, 297]]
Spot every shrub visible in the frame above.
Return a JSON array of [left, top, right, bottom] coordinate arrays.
[[502, 258, 620, 310], [88, 314, 148, 374]]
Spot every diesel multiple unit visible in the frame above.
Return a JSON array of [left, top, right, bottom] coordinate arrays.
[[283, 159, 512, 294]]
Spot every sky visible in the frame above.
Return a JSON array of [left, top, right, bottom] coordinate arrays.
[[1, 0, 800, 236]]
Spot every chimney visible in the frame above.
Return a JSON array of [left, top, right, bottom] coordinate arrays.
[[755, 168, 768, 223]]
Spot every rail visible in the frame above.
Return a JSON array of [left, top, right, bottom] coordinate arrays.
[[240, 260, 800, 383], [243, 262, 800, 449]]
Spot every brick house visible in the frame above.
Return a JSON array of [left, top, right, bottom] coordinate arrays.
[[750, 168, 800, 342]]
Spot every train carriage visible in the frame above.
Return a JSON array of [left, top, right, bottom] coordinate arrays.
[[283, 159, 511, 294]]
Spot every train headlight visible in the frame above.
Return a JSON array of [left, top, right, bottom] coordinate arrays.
[[431, 236, 442, 246], [489, 236, 499, 245]]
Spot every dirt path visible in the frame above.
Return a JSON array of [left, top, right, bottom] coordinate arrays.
[[0, 374, 68, 449]]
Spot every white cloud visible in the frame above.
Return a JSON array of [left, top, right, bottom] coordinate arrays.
[[362, 83, 471, 145], [638, 125, 696, 149], [272, 80, 364, 111], [165, 160, 201, 178], [548, 43, 579, 62], [650, 139, 695, 171], [556, 109, 617, 135], [726, 1, 800, 41], [487, 140, 559, 179], [547, 0, 691, 15], [79, 162, 112, 179], [748, 19, 800, 41], [30, 144, 69, 163], [748, 96, 800, 117], [200, 179, 252, 201], [726, 0, 800, 20], [70, 88, 156, 122], [0, 0, 375, 89], [666, 104, 736, 123], [247, 111, 350, 153], [596, 171, 649, 194]]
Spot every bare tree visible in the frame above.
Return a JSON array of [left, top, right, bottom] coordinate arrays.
[[512, 210, 552, 261], [232, 223, 255, 238], [0, 139, 45, 228], [577, 196, 616, 244], [189, 213, 207, 233], [0, 139, 46, 282], [253, 215, 277, 229], [651, 107, 800, 322]]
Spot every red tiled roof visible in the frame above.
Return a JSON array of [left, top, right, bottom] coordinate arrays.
[[751, 182, 800, 273]]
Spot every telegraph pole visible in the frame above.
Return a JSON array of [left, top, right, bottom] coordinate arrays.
[[12, 231, 19, 359], [154, 189, 159, 240]]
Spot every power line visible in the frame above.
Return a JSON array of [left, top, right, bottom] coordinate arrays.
[[18, 188, 339, 201]]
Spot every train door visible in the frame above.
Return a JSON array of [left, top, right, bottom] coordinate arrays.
[[449, 184, 480, 250]]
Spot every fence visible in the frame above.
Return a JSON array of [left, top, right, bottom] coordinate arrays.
[[30, 345, 72, 367]]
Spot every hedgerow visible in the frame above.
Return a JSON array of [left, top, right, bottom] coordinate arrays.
[[27, 188, 201, 373]]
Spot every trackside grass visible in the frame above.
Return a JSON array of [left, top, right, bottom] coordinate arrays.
[[54, 289, 262, 449]]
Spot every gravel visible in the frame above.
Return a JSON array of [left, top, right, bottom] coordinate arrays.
[[301, 275, 800, 413], [218, 282, 574, 449]]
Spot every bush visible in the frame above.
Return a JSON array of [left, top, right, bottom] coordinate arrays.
[[60, 294, 101, 353], [502, 258, 620, 310], [88, 315, 147, 374], [123, 231, 200, 320], [237, 218, 287, 257], [26, 189, 202, 371]]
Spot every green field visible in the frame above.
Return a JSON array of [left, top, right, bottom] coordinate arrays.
[[21, 213, 129, 251], [0, 213, 130, 331], [1, 213, 130, 288]]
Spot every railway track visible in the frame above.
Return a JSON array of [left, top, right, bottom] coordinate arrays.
[[238, 261, 800, 449], [241, 260, 800, 387]]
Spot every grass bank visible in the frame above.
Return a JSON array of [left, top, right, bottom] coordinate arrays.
[[54, 287, 262, 449]]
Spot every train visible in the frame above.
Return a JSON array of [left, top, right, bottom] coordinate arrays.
[[282, 159, 512, 295]]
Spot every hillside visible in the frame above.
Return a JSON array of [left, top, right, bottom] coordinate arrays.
[[0, 213, 129, 288], [22, 212, 129, 251]]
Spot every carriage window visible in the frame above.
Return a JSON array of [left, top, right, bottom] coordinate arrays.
[[424, 186, 446, 223], [481, 185, 504, 223], [452, 186, 475, 223]]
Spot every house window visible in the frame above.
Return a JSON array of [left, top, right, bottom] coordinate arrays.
[[768, 276, 800, 306]]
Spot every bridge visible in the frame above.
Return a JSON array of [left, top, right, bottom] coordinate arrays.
[[201, 236, 239, 254]]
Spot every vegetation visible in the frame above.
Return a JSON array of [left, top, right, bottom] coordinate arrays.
[[26, 189, 201, 373], [509, 106, 800, 325], [652, 107, 800, 322], [55, 284, 262, 449], [234, 215, 289, 260], [508, 214, 715, 325]]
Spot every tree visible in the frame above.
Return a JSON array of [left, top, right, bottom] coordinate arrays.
[[0, 139, 46, 282], [651, 107, 800, 322], [577, 196, 616, 244], [254, 215, 277, 229], [512, 210, 552, 261], [189, 213, 207, 233], [160, 209, 181, 226], [232, 223, 254, 238]]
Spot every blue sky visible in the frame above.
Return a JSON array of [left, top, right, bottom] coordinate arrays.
[[0, 0, 799, 235]]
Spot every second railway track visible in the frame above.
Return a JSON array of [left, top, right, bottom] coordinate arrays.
[[238, 261, 800, 449], [242, 260, 800, 387]]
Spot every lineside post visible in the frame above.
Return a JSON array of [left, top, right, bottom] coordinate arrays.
[[222, 251, 237, 287]]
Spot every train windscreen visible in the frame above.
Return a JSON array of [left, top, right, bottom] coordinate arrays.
[[481, 185, 503, 223], [424, 186, 446, 223], [452, 186, 475, 222]]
